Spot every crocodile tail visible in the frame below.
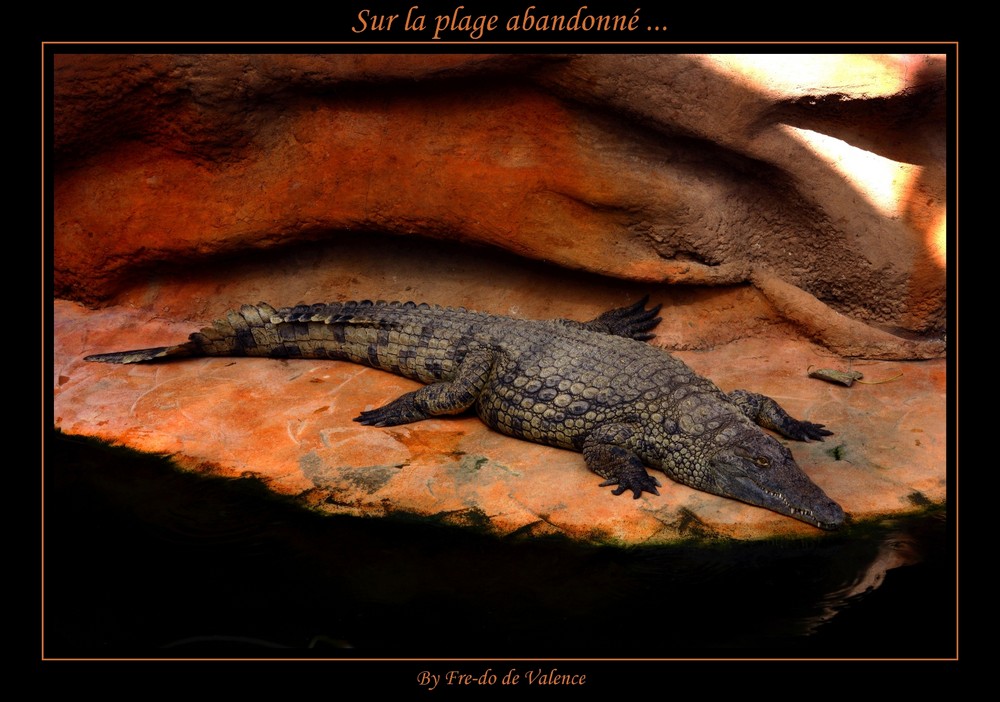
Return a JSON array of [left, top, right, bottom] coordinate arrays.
[[84, 343, 198, 364], [84, 303, 283, 364]]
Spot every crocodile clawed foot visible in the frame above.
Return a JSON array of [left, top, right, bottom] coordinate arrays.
[[616, 297, 663, 341], [587, 297, 663, 341], [599, 471, 662, 499], [353, 394, 427, 427], [786, 420, 834, 442]]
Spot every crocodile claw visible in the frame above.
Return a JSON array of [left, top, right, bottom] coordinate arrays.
[[586, 296, 663, 341], [599, 472, 662, 499], [353, 394, 426, 427], [785, 420, 834, 442]]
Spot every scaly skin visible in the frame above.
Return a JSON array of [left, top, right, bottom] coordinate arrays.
[[85, 298, 845, 530]]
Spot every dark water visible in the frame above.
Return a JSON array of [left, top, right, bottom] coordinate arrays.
[[45, 431, 954, 662]]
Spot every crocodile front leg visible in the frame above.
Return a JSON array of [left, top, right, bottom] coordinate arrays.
[[354, 348, 496, 427], [582, 424, 661, 498], [727, 389, 833, 441]]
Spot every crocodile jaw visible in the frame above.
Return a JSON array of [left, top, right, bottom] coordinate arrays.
[[699, 439, 846, 530], [732, 475, 846, 530]]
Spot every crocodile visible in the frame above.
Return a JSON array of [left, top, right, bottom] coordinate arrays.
[[84, 297, 846, 529]]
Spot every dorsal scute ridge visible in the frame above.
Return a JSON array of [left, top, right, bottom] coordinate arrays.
[[264, 300, 488, 326]]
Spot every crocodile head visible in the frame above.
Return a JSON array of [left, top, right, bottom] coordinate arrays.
[[685, 430, 846, 530]]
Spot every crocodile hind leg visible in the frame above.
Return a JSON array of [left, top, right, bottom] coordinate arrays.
[[727, 389, 833, 441], [354, 348, 496, 427], [572, 296, 663, 341]]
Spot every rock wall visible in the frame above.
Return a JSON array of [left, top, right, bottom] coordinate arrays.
[[53, 53, 947, 359]]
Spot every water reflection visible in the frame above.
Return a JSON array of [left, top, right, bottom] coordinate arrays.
[[46, 432, 952, 658], [802, 526, 925, 637], [835, 530, 923, 597]]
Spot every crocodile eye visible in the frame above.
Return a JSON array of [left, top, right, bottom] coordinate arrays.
[[755, 456, 770, 467]]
